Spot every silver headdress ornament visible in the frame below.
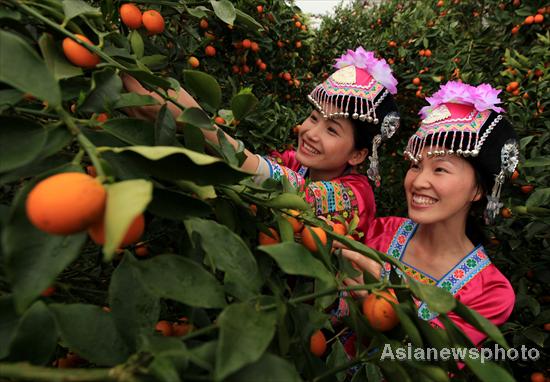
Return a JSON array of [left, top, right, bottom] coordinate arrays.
[[367, 112, 400, 187], [485, 140, 519, 224]]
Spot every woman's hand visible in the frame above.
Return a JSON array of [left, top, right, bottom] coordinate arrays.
[[335, 244, 382, 300]]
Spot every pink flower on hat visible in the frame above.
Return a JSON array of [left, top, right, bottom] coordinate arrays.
[[334, 47, 398, 95], [419, 81, 505, 118]]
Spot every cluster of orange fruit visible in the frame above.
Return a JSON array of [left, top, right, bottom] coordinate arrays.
[[119, 3, 165, 34], [26, 172, 145, 249], [155, 317, 194, 337], [511, 7, 547, 34]]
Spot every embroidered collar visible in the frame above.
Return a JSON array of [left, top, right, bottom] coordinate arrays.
[[384, 219, 492, 320]]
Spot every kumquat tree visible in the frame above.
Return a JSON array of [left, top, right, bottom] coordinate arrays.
[[0, 0, 548, 381]]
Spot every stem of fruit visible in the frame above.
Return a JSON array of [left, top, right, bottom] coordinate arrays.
[[0, 362, 113, 382], [13, 0, 124, 70], [57, 107, 106, 179]]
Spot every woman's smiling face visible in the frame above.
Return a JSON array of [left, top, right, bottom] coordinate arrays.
[[295, 109, 367, 180], [404, 147, 482, 225]]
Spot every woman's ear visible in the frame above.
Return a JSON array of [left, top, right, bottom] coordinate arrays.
[[472, 185, 483, 202], [348, 148, 369, 166]]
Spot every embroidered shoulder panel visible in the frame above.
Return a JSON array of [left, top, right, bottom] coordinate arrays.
[[307, 180, 359, 222]]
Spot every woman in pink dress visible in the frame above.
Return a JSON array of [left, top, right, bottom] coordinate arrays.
[[123, 47, 401, 233], [338, 81, 518, 347]]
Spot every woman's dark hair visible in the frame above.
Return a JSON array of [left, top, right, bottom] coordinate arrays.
[[344, 93, 399, 151], [465, 159, 488, 246]]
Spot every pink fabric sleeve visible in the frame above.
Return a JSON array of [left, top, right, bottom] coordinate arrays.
[[363, 216, 407, 252], [429, 264, 515, 346]]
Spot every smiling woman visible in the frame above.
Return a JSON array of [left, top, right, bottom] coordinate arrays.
[[338, 81, 519, 350], [123, 47, 401, 233]]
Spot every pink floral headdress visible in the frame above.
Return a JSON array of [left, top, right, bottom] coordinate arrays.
[[334, 47, 398, 95], [419, 81, 504, 118]]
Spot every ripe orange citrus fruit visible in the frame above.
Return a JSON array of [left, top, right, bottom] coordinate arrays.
[[135, 244, 149, 257], [205, 45, 216, 56], [258, 228, 280, 245], [40, 285, 56, 297], [26, 172, 106, 235], [530, 372, 545, 382], [155, 320, 173, 336], [88, 214, 145, 248], [199, 19, 209, 29], [257, 5, 263, 13], [501, 207, 512, 218], [534, 14, 544, 23], [309, 329, 327, 357], [301, 226, 327, 252], [172, 317, 194, 336], [142, 10, 164, 34], [362, 290, 399, 331], [62, 34, 100, 68], [284, 210, 304, 233], [521, 185, 534, 193], [242, 39, 252, 49], [524, 15, 534, 25], [188, 56, 200, 68], [543, 323, 550, 331], [214, 116, 226, 125], [120, 3, 142, 29], [332, 223, 347, 235], [412, 77, 421, 86], [251, 41, 260, 52]]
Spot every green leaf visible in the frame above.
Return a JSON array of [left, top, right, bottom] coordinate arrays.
[[80, 68, 122, 113], [62, 0, 101, 22], [155, 105, 177, 146], [187, 6, 209, 19], [137, 255, 227, 308], [0, 117, 46, 173], [113, 93, 159, 109], [231, 90, 259, 120], [109, 254, 160, 352], [98, 145, 250, 185], [393, 304, 424, 347], [102, 118, 155, 146], [215, 303, 277, 380], [226, 353, 302, 382], [259, 242, 335, 286], [102, 179, 153, 260], [183, 70, 222, 111], [129, 30, 144, 59], [50, 303, 130, 366], [38, 33, 82, 80], [0, 296, 19, 359], [6, 301, 56, 365], [2, 171, 87, 313], [522, 157, 550, 168], [234, 8, 264, 34], [408, 279, 456, 314], [453, 300, 509, 349], [147, 187, 212, 220], [177, 107, 214, 129], [185, 218, 262, 300], [463, 354, 515, 382], [263, 193, 309, 210], [526, 187, 550, 208], [0, 30, 61, 107], [326, 340, 348, 382], [210, 0, 236, 26]]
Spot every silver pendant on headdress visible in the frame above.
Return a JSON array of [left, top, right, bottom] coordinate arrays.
[[484, 140, 519, 224], [367, 112, 400, 186]]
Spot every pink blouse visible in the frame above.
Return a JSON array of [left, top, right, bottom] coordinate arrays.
[[257, 149, 376, 234], [364, 217, 515, 346]]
